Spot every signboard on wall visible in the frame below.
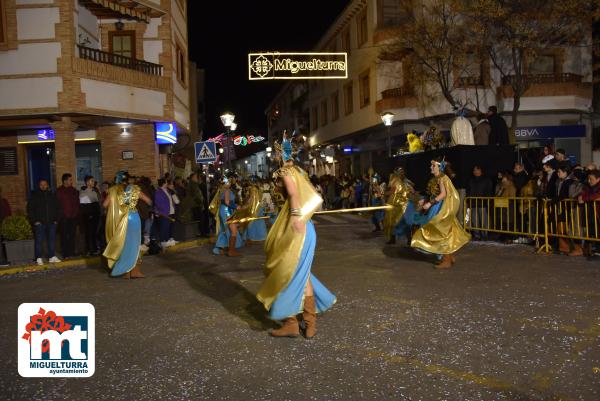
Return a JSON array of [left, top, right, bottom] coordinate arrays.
[[514, 125, 586, 141], [248, 52, 348, 80], [155, 122, 177, 145]]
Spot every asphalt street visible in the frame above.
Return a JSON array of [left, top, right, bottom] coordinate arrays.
[[1, 214, 599, 401]]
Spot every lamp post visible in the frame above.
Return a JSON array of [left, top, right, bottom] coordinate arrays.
[[381, 111, 395, 158], [220, 112, 235, 172]]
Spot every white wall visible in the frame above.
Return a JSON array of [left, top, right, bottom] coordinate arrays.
[[0, 77, 62, 109], [81, 78, 166, 117], [143, 40, 162, 64], [17, 8, 60, 40], [0, 43, 61, 75], [144, 18, 161, 38], [174, 96, 190, 129], [76, 5, 100, 49]]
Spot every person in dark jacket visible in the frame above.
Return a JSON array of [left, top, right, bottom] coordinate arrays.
[[56, 173, 79, 258], [487, 106, 509, 145], [79, 175, 100, 256], [513, 162, 529, 195], [27, 179, 62, 265], [466, 165, 493, 240]]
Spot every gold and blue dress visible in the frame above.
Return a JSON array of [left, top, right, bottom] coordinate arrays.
[[410, 174, 471, 255], [241, 185, 268, 242], [383, 174, 412, 240], [209, 185, 244, 255], [257, 166, 336, 321], [103, 184, 142, 276]]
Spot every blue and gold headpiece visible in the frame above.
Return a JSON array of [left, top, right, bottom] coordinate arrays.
[[431, 158, 446, 172], [115, 170, 128, 184]]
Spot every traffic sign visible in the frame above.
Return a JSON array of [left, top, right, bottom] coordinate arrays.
[[195, 141, 217, 164]]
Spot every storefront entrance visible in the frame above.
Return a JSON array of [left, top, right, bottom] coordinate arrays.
[[27, 145, 56, 194]]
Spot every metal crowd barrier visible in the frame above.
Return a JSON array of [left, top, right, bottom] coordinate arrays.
[[463, 197, 600, 254]]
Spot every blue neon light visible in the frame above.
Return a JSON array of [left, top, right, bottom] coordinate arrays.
[[155, 122, 177, 144]]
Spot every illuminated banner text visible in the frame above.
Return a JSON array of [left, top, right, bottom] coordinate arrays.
[[248, 52, 348, 80]]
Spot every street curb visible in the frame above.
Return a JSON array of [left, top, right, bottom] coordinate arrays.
[[0, 237, 213, 277]]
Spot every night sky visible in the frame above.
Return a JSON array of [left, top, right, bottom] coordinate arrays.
[[188, 0, 350, 139]]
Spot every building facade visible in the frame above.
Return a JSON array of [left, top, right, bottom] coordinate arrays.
[[287, 0, 598, 177], [0, 0, 190, 211]]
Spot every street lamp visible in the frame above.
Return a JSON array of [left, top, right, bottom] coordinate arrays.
[[381, 112, 395, 158], [220, 112, 235, 171]]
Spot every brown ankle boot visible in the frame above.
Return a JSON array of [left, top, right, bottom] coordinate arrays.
[[435, 254, 453, 269], [302, 296, 317, 339], [568, 244, 583, 257], [227, 236, 240, 257], [558, 238, 570, 254], [270, 316, 299, 338], [130, 265, 145, 278], [451, 253, 456, 264]]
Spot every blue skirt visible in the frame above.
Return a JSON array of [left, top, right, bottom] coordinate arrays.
[[394, 200, 443, 238], [244, 208, 268, 241], [111, 211, 141, 276], [268, 221, 336, 320], [371, 198, 384, 224], [213, 204, 244, 254]]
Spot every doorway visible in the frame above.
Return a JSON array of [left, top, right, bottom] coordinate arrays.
[[27, 145, 56, 194]]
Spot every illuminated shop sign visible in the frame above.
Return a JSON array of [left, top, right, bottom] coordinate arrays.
[[514, 125, 586, 141], [37, 130, 55, 140], [155, 122, 177, 145], [233, 135, 265, 146], [248, 52, 348, 80]]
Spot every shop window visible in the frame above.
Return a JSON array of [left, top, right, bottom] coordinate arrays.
[[359, 70, 370, 108], [331, 91, 340, 122], [176, 40, 186, 86], [342, 27, 351, 55], [311, 105, 319, 131], [344, 81, 354, 115], [357, 7, 368, 47], [109, 30, 135, 59], [321, 100, 328, 127]]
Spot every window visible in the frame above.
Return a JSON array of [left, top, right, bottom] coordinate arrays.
[[176, 41, 186, 86], [344, 81, 353, 115], [359, 70, 370, 108], [342, 27, 351, 55], [457, 53, 485, 86], [331, 91, 340, 122], [357, 7, 368, 47], [320, 100, 328, 127], [0, 0, 6, 45], [379, 0, 404, 27], [529, 54, 557, 75], [109, 30, 135, 58], [311, 105, 319, 131]]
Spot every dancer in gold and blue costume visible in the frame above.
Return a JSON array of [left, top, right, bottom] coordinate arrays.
[[103, 171, 153, 279], [257, 136, 336, 338], [384, 167, 414, 245], [209, 174, 244, 257], [240, 181, 268, 242], [402, 159, 470, 268]]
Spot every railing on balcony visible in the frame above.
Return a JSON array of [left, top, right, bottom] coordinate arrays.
[[381, 86, 414, 98], [77, 45, 163, 76], [501, 73, 583, 86]]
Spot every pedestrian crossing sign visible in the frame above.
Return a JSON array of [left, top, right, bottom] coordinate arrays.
[[195, 141, 217, 164]]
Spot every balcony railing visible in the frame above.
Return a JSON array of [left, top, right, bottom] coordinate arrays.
[[501, 73, 583, 86], [77, 45, 163, 76], [381, 86, 414, 99]]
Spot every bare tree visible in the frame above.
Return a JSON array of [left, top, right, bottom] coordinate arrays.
[[468, 0, 596, 141], [380, 0, 476, 111]]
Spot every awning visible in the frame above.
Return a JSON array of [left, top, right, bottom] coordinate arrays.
[[79, 0, 166, 23]]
